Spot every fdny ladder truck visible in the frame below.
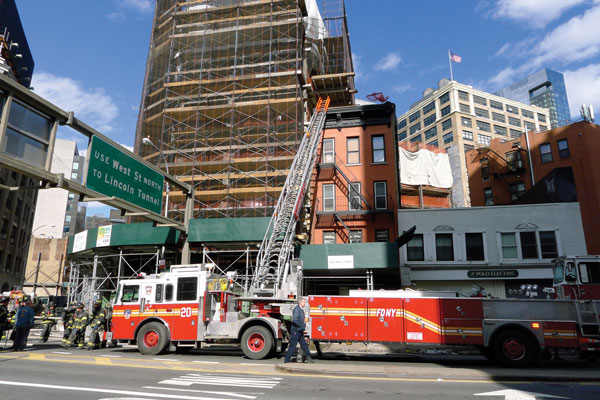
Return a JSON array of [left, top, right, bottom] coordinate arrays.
[[107, 96, 599, 366], [108, 97, 331, 359]]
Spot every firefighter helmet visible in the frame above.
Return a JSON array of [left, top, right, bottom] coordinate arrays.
[[77, 302, 84, 309]]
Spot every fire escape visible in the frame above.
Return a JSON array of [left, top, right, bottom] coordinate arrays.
[[476, 146, 526, 203]]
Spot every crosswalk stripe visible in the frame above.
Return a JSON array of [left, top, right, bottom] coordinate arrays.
[[159, 374, 281, 389], [143, 386, 257, 399]]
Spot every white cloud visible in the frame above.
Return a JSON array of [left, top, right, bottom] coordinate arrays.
[[488, 65, 521, 89], [108, 0, 153, 21], [352, 53, 364, 83], [122, 0, 153, 13], [564, 63, 600, 118], [32, 72, 119, 133], [392, 84, 413, 94], [374, 53, 402, 72], [491, 0, 586, 28]]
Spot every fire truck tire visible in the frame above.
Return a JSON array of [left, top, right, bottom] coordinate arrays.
[[491, 329, 538, 367], [241, 325, 274, 360], [137, 322, 169, 355]]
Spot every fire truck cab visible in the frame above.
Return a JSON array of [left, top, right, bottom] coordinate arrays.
[[553, 255, 600, 300], [109, 264, 286, 359]]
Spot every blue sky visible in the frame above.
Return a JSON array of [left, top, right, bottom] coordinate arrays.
[[15, 0, 600, 215]]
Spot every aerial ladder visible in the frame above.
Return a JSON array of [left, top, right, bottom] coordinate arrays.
[[250, 97, 331, 298]]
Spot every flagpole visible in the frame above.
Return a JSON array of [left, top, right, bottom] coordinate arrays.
[[448, 50, 454, 81]]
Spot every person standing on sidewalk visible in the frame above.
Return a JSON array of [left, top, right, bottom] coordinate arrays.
[[86, 300, 106, 350], [12, 296, 34, 351], [0, 296, 10, 345], [39, 303, 57, 343], [284, 297, 314, 363]]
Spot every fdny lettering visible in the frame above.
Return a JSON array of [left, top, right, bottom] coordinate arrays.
[[376, 308, 397, 317]]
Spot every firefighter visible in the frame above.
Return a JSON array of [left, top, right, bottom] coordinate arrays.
[[86, 300, 106, 350], [0, 296, 9, 344], [64, 303, 88, 349], [39, 303, 57, 343], [61, 301, 76, 348]]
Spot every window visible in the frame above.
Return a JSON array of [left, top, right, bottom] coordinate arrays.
[[474, 107, 489, 119], [540, 143, 552, 163], [121, 285, 140, 302], [508, 116, 521, 127], [557, 139, 569, 158], [537, 113, 547, 123], [481, 158, 490, 180], [323, 231, 336, 244], [521, 109, 534, 119], [441, 118, 452, 131], [409, 111, 420, 122], [539, 124, 547, 131], [506, 151, 523, 170], [407, 234, 424, 261], [458, 90, 469, 101], [473, 95, 487, 106], [410, 134, 422, 143], [398, 130, 407, 141], [372, 135, 385, 163], [461, 117, 472, 127], [490, 100, 503, 110], [398, 119, 407, 129], [493, 125, 507, 136], [436, 233, 454, 261], [464, 144, 474, 151], [424, 126, 438, 140], [484, 188, 493, 205], [322, 138, 334, 163], [462, 130, 473, 140], [409, 123, 421, 135], [437, 133, 450, 146], [478, 134, 491, 146], [524, 121, 535, 132], [65, 215, 72, 223], [72, 161, 79, 170], [322, 184, 335, 211], [374, 181, 387, 210], [165, 284, 173, 301], [155, 284, 163, 302], [466, 233, 485, 261], [439, 92, 450, 104], [347, 137, 359, 164], [177, 277, 198, 301], [423, 114, 436, 127], [423, 102, 435, 115], [68, 193, 75, 200], [428, 139, 439, 147], [539, 231, 558, 258], [5, 100, 52, 168], [440, 105, 451, 117], [349, 230, 362, 243], [510, 129, 522, 138], [520, 232, 538, 259], [578, 262, 600, 284], [477, 120, 490, 132], [506, 105, 519, 115], [509, 181, 525, 200], [375, 229, 389, 242], [348, 182, 361, 211], [492, 112, 505, 123], [71, 172, 78, 180], [501, 233, 517, 259], [459, 103, 470, 113]]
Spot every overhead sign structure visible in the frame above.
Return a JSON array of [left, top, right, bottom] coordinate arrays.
[[85, 136, 164, 215]]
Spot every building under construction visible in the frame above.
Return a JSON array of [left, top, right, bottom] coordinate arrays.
[[135, 0, 355, 220]]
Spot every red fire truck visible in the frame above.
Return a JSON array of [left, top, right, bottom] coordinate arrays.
[[552, 255, 600, 300]]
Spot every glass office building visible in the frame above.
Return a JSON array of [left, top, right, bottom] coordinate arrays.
[[496, 69, 571, 129]]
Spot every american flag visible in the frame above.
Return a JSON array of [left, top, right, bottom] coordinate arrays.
[[450, 52, 462, 63]]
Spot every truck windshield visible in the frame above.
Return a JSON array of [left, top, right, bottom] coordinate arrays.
[[553, 261, 564, 284]]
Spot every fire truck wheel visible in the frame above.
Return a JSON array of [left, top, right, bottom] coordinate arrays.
[[137, 322, 169, 355], [241, 325, 274, 360], [492, 329, 537, 367]]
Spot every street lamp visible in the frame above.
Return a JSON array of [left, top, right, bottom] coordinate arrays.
[[142, 137, 169, 217], [31, 224, 56, 237]]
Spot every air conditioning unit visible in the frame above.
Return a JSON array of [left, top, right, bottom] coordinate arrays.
[[485, 200, 494, 206]]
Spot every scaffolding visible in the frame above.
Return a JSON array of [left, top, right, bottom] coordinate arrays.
[[135, 0, 354, 221]]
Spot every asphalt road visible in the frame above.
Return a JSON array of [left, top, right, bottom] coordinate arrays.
[[0, 338, 598, 400]]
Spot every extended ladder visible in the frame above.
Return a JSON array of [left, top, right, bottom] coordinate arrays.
[[251, 97, 330, 298]]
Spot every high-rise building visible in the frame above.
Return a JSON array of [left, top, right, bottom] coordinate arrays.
[[134, 0, 354, 220], [496, 68, 571, 128], [31, 139, 86, 238], [397, 79, 550, 206], [0, 0, 37, 292]]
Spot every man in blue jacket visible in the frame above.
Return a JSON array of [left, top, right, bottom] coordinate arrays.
[[12, 296, 35, 351], [284, 297, 314, 363]]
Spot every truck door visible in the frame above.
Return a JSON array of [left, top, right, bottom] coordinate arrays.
[[440, 298, 484, 346], [112, 283, 141, 340], [367, 297, 404, 343], [403, 298, 442, 344], [322, 296, 367, 341], [171, 276, 200, 341]]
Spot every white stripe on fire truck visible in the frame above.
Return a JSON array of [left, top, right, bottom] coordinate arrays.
[[543, 331, 577, 338]]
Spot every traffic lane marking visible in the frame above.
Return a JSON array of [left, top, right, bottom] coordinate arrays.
[[1, 354, 598, 385], [143, 386, 258, 399], [0, 380, 237, 400]]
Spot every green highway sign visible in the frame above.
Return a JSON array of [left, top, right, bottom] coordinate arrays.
[[85, 136, 164, 214]]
